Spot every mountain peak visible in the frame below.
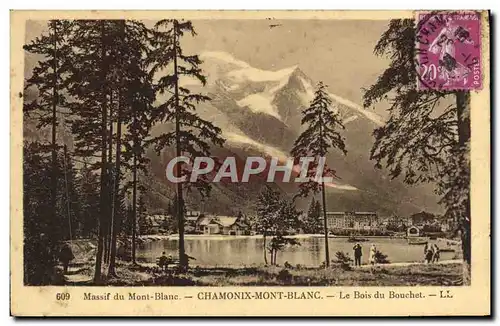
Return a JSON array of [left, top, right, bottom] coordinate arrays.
[[199, 50, 385, 127], [201, 51, 301, 85]]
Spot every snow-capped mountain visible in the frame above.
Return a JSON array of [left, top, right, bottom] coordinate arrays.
[[149, 51, 441, 216]]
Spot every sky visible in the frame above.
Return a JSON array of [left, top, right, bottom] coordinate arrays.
[[25, 19, 392, 116]]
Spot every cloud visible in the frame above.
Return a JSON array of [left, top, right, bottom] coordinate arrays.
[[224, 131, 358, 191]]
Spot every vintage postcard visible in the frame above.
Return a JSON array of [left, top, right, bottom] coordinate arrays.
[[10, 10, 490, 316]]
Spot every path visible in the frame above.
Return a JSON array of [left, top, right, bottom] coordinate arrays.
[[356, 259, 461, 269]]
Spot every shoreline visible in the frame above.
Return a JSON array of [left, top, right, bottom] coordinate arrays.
[[138, 234, 460, 242], [136, 259, 462, 269]]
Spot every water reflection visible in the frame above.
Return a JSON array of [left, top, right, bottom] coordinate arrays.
[[137, 237, 456, 266]]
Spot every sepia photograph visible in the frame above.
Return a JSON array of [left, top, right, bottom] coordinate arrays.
[[10, 9, 490, 316]]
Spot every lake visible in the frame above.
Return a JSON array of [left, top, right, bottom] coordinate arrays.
[[136, 236, 458, 267]]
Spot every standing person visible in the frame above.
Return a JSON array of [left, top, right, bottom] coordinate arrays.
[[369, 244, 377, 266], [59, 242, 74, 274], [353, 243, 363, 267], [432, 244, 440, 263], [158, 252, 168, 272], [423, 242, 429, 261], [425, 246, 434, 264]]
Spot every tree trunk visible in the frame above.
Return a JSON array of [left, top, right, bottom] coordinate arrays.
[[104, 91, 113, 264], [263, 230, 268, 265], [318, 111, 330, 268], [131, 140, 138, 265], [63, 144, 72, 241], [456, 90, 471, 284], [172, 20, 187, 271], [321, 182, 330, 268], [107, 20, 125, 277], [50, 20, 58, 243], [94, 21, 108, 284], [108, 92, 122, 276]]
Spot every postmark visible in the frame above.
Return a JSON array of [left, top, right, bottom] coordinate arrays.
[[415, 11, 482, 91]]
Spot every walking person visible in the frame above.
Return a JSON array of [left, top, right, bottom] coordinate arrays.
[[369, 244, 377, 266], [353, 243, 363, 267], [59, 242, 74, 274], [432, 244, 440, 263]]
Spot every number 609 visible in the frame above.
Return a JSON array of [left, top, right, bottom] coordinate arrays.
[[56, 292, 70, 300]]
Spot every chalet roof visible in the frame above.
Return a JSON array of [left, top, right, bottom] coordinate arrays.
[[235, 221, 248, 228], [214, 216, 238, 227], [197, 216, 213, 226]]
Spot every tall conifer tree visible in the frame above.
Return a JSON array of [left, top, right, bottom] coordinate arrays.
[[23, 19, 73, 248], [66, 20, 112, 282], [291, 82, 347, 268], [148, 19, 225, 269], [108, 20, 155, 272], [363, 19, 471, 283]]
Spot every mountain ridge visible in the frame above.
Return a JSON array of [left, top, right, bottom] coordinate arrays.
[[148, 51, 442, 217]]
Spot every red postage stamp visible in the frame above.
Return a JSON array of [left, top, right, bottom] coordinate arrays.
[[415, 11, 482, 91]]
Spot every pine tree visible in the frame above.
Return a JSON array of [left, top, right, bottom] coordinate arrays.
[[267, 198, 301, 265], [363, 19, 471, 283], [107, 19, 154, 277], [291, 81, 347, 268], [304, 198, 322, 234], [66, 20, 112, 283], [78, 163, 100, 238], [148, 19, 225, 270], [120, 21, 156, 266], [23, 142, 62, 284], [23, 21, 73, 243], [256, 186, 281, 265], [23, 20, 74, 284], [59, 144, 80, 241], [137, 194, 149, 235]]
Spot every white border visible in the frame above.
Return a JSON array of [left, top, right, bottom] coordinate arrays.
[[4, 1, 498, 325]]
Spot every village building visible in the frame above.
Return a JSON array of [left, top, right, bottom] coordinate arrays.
[[142, 214, 168, 234], [142, 211, 250, 235], [185, 210, 204, 233], [198, 215, 250, 235], [326, 211, 378, 231]]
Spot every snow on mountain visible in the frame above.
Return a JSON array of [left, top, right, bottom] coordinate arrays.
[[343, 115, 359, 125], [200, 51, 385, 128], [236, 93, 281, 120], [329, 92, 384, 127], [224, 131, 288, 159], [201, 51, 251, 69], [143, 51, 441, 215], [297, 74, 384, 127], [227, 64, 298, 84]]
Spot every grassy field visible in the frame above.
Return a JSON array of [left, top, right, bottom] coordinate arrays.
[[64, 262, 463, 286]]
